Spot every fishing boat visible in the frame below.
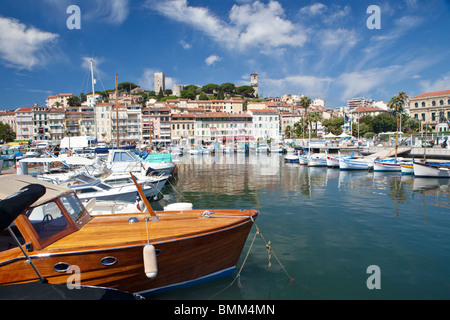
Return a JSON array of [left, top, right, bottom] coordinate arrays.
[[373, 158, 403, 172], [307, 153, 327, 167], [339, 157, 375, 170], [400, 162, 414, 175], [0, 174, 258, 296], [413, 161, 450, 178], [284, 151, 299, 163], [326, 152, 354, 168]]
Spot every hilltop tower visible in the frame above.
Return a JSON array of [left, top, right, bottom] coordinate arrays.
[[250, 73, 258, 97], [154, 72, 165, 94]]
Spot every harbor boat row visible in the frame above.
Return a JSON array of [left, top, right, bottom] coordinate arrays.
[[284, 149, 450, 178]]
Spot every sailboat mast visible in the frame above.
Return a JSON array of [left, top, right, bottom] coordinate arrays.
[[115, 74, 119, 148], [90, 59, 97, 142]]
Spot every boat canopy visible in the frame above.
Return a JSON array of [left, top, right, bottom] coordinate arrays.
[[0, 175, 73, 208]]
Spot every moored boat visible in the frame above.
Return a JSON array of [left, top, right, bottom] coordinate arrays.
[[413, 161, 450, 178], [400, 162, 414, 175], [0, 174, 258, 296], [339, 157, 375, 170], [373, 159, 402, 172]]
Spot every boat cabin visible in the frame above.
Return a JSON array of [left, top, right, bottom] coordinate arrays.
[[0, 175, 91, 252]]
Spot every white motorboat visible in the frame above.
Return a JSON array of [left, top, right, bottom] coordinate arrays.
[[106, 149, 175, 176], [62, 173, 163, 202]]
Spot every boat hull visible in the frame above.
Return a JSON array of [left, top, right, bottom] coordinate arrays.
[[0, 209, 257, 296], [413, 162, 450, 178], [401, 163, 414, 175], [339, 158, 374, 170], [373, 161, 401, 172]]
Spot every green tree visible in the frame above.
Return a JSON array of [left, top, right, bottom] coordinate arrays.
[[118, 82, 139, 93], [322, 117, 344, 135], [67, 96, 81, 106], [299, 96, 311, 138], [198, 92, 209, 100], [219, 83, 235, 95], [0, 122, 16, 143], [235, 86, 255, 97], [180, 89, 196, 100], [201, 83, 219, 94], [372, 113, 396, 133]]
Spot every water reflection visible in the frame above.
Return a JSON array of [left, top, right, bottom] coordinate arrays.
[[158, 152, 450, 299]]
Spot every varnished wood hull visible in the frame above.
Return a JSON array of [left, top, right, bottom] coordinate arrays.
[[0, 209, 257, 295]]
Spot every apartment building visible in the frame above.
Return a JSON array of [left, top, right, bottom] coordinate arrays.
[[47, 107, 65, 141], [409, 89, 450, 132], [247, 109, 280, 141], [46, 93, 75, 108], [194, 112, 254, 144], [171, 113, 196, 145]]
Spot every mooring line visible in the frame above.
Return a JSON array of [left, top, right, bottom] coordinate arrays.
[[210, 219, 295, 299]]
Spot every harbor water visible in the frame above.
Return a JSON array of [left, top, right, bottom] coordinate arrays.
[[152, 152, 450, 300]]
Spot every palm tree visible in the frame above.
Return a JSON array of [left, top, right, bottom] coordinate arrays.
[[299, 96, 311, 139], [397, 91, 408, 133]]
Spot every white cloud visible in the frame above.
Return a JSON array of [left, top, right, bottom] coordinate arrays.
[[180, 40, 191, 49], [146, 0, 307, 53], [83, 0, 130, 24], [419, 74, 450, 93], [205, 55, 222, 66], [337, 66, 402, 101], [263, 74, 332, 98], [299, 3, 326, 15], [0, 17, 59, 70]]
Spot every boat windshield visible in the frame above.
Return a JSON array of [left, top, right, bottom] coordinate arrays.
[[27, 201, 70, 240], [60, 195, 86, 222]]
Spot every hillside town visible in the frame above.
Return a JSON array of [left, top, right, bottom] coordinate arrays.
[[0, 72, 449, 149]]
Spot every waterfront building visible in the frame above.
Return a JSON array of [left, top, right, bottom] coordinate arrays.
[[95, 102, 112, 143], [149, 106, 171, 146], [0, 110, 16, 131], [409, 89, 450, 132], [32, 105, 51, 141], [171, 113, 196, 146], [14, 108, 33, 141], [47, 107, 65, 141], [247, 109, 280, 142], [194, 112, 253, 144]]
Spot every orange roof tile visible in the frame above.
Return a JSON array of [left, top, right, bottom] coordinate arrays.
[[411, 90, 450, 99]]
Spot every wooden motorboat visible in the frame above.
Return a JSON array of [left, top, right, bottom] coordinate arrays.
[[0, 174, 258, 296]]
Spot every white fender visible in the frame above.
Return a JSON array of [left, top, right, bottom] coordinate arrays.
[[143, 244, 158, 279]]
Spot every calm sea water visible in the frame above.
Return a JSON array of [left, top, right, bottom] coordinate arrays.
[[150, 152, 450, 300]]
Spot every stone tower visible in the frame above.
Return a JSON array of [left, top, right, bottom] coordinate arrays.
[[250, 73, 258, 97], [154, 72, 165, 94]]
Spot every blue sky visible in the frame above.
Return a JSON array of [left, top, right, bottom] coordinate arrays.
[[0, 0, 449, 110]]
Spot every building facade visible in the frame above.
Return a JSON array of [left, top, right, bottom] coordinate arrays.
[[409, 89, 450, 132]]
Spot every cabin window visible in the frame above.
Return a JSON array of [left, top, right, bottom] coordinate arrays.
[[27, 201, 69, 240], [61, 195, 85, 222]]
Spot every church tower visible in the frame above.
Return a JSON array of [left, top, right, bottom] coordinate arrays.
[[250, 73, 258, 97]]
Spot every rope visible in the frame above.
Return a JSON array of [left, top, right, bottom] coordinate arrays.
[[210, 219, 294, 299]]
